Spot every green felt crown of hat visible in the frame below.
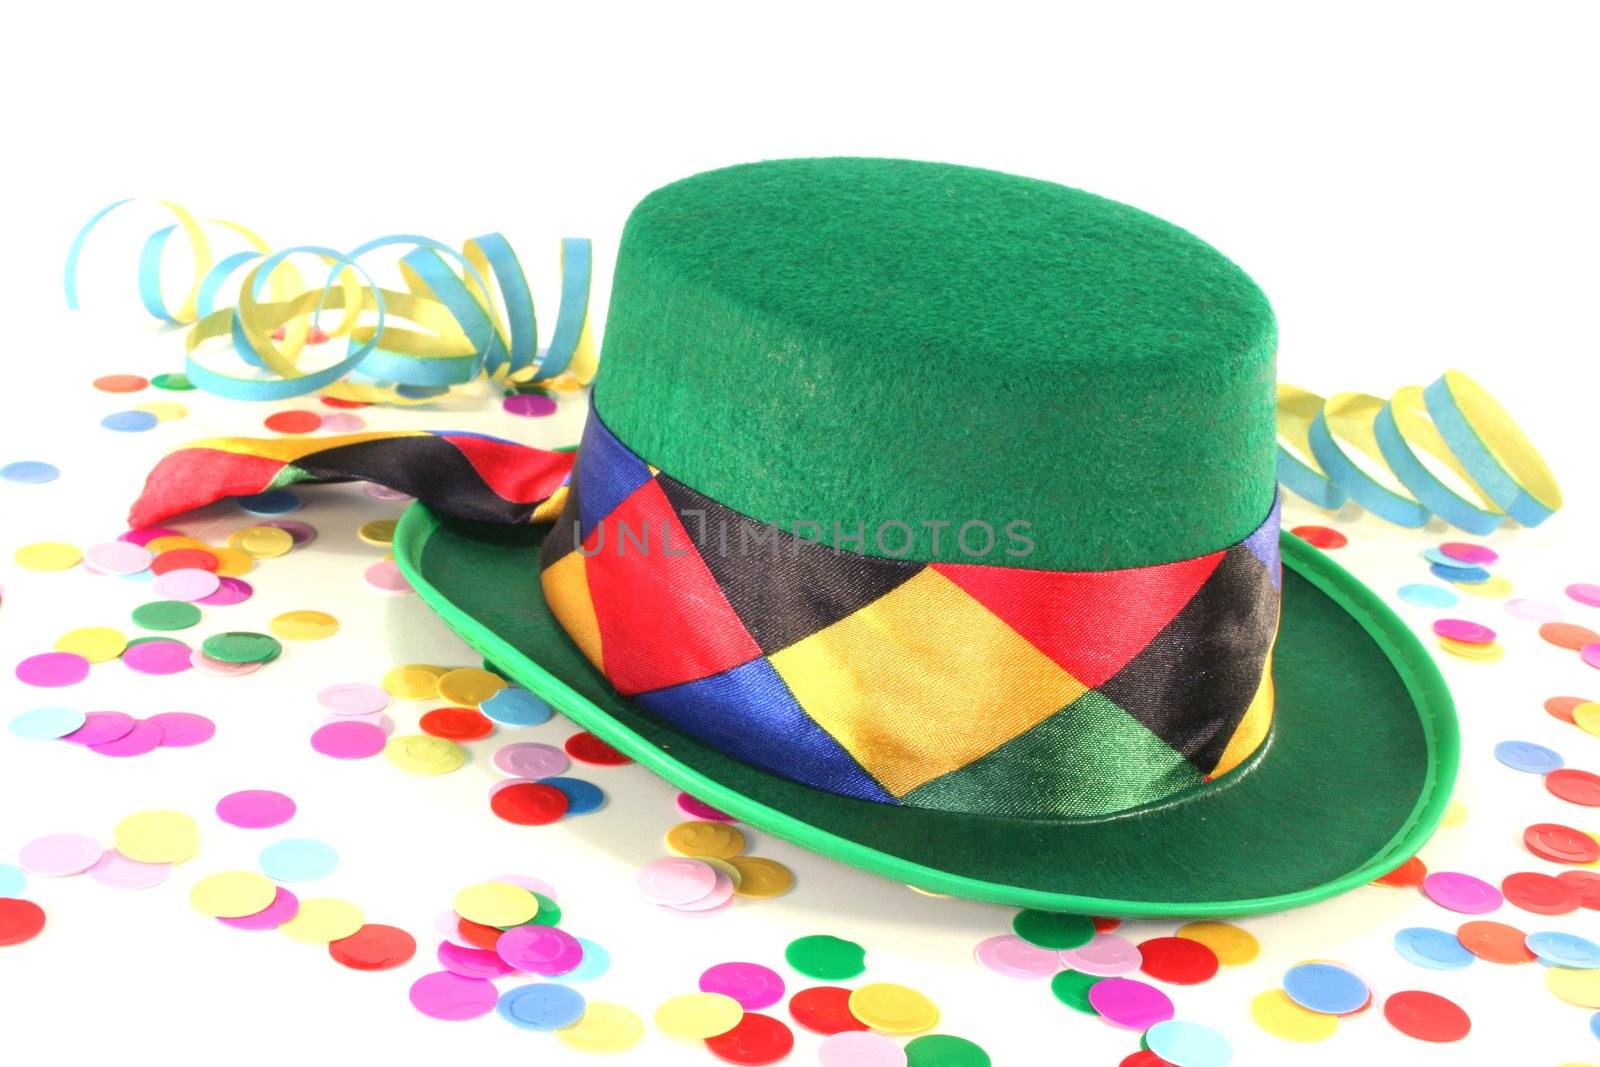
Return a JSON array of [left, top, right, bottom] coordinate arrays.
[[596, 156, 1279, 569], [395, 157, 1456, 916]]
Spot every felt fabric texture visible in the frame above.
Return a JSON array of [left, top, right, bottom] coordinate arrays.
[[396, 506, 1456, 915], [596, 157, 1278, 571]]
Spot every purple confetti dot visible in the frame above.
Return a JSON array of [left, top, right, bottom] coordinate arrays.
[[502, 393, 558, 417]]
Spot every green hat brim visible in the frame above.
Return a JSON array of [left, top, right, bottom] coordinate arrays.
[[395, 504, 1455, 917]]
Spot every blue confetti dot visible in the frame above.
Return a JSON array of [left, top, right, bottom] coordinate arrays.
[[495, 983, 586, 1030], [1526, 931, 1600, 968], [1422, 548, 1480, 569], [101, 410, 159, 432], [8, 707, 88, 740], [1144, 1020, 1232, 1067], [1394, 927, 1475, 970], [1590, 1010, 1599, 1040], [258, 838, 339, 882], [541, 777, 606, 815], [0, 863, 25, 897], [1495, 740, 1564, 774], [0, 461, 60, 484], [1397, 583, 1458, 609], [1283, 961, 1370, 1014], [481, 687, 554, 727], [562, 938, 611, 982], [237, 489, 301, 515], [1431, 561, 1490, 584]]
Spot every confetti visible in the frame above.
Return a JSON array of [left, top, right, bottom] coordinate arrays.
[[1290, 525, 1346, 549], [201, 631, 281, 664], [657, 992, 745, 1040], [89, 717, 164, 756], [270, 610, 339, 640], [18, 833, 103, 876], [1175, 922, 1259, 964], [668, 821, 747, 860], [786, 935, 867, 980], [541, 777, 606, 815], [84, 541, 153, 574], [130, 600, 201, 631], [1507, 598, 1564, 622], [259, 838, 339, 882], [0, 899, 47, 947], [565, 731, 632, 765], [974, 934, 1062, 979], [9, 706, 87, 740], [1494, 740, 1563, 774], [700, 962, 786, 1010], [1085, 977, 1172, 1030], [1137, 936, 1218, 984], [481, 687, 553, 726], [113, 810, 198, 863], [497, 983, 587, 1031], [190, 871, 278, 917], [1567, 583, 1600, 608], [409, 971, 499, 1021], [490, 783, 570, 825], [152, 568, 220, 601], [1547, 769, 1600, 806], [0, 866, 26, 897], [264, 410, 323, 434], [122, 639, 193, 675], [1393, 927, 1474, 970], [357, 519, 397, 546], [564, 938, 612, 982], [420, 707, 494, 741], [1542, 622, 1600, 651], [219, 887, 299, 930], [557, 1003, 645, 1053], [492, 741, 568, 778], [1558, 870, 1600, 909], [365, 560, 413, 592], [1456, 921, 1535, 964], [237, 490, 301, 516], [383, 664, 445, 699], [454, 881, 538, 927], [1525, 822, 1600, 864], [1433, 618, 1496, 644], [818, 1032, 907, 1067], [496, 925, 584, 976], [0, 460, 60, 484], [1423, 871, 1503, 914], [102, 410, 158, 432], [729, 857, 793, 898], [328, 924, 416, 971], [1383, 990, 1470, 1042], [385, 734, 467, 774], [1249, 989, 1337, 1042], [1058, 933, 1143, 977], [216, 790, 296, 829], [504, 393, 559, 417], [1546, 966, 1600, 1007], [1143, 1020, 1231, 1067], [280, 898, 364, 943], [63, 711, 135, 745], [1527, 931, 1600, 968], [15, 652, 89, 688], [789, 986, 869, 1034], [1012, 910, 1094, 950], [1397, 583, 1458, 608], [147, 712, 214, 747]]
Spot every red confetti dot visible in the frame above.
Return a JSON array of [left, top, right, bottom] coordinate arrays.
[[1546, 768, 1600, 807], [1092, 916, 1122, 933], [320, 396, 369, 409], [0, 898, 46, 946], [328, 923, 417, 970], [264, 410, 323, 434], [1557, 870, 1600, 910], [93, 374, 149, 393], [1383, 990, 1470, 1042], [490, 782, 570, 825], [1541, 622, 1600, 651], [150, 548, 220, 574], [1456, 921, 1535, 964], [1544, 696, 1588, 724], [1291, 525, 1347, 549], [704, 1012, 794, 1065], [419, 707, 495, 741], [565, 731, 632, 766], [1136, 936, 1219, 984], [1372, 855, 1427, 888], [1524, 822, 1600, 864], [1502, 871, 1581, 915], [787, 986, 867, 1034], [457, 917, 502, 950], [1120, 1053, 1177, 1067]]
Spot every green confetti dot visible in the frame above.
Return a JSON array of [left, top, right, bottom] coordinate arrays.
[[784, 934, 866, 980], [201, 631, 282, 664], [1049, 969, 1101, 1013], [151, 372, 195, 391], [500, 892, 562, 929], [905, 1034, 991, 1067], [131, 600, 202, 632], [1012, 909, 1094, 950]]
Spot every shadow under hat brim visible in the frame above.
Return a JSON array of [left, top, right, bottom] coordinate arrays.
[[394, 505, 1456, 917]]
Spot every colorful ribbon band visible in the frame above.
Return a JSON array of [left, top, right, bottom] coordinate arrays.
[[66, 199, 596, 405], [1276, 371, 1560, 532]]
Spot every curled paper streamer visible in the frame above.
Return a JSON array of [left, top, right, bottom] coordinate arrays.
[[1276, 371, 1561, 534], [65, 199, 596, 404]]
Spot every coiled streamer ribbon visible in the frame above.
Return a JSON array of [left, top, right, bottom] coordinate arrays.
[[1276, 371, 1561, 534], [65, 199, 596, 404]]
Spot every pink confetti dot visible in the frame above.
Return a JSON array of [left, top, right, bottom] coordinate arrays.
[[408, 971, 499, 1021], [260, 520, 317, 545], [123, 640, 192, 675], [1569, 583, 1600, 608], [438, 940, 517, 978], [310, 719, 387, 759], [219, 886, 299, 930], [318, 682, 389, 716], [496, 924, 584, 975], [63, 711, 137, 746], [1433, 618, 1496, 644], [677, 792, 736, 822], [84, 541, 154, 575], [974, 934, 1061, 979], [198, 577, 254, 605], [818, 1032, 906, 1067], [363, 483, 411, 502], [503, 393, 558, 417], [699, 961, 786, 1009], [152, 567, 221, 601], [88, 718, 164, 757], [15, 651, 91, 687], [19, 832, 104, 876], [1058, 932, 1143, 976], [492, 742, 569, 778], [1506, 598, 1563, 623], [324, 712, 394, 735], [147, 712, 215, 747], [319, 412, 366, 432], [189, 648, 262, 676], [1440, 542, 1498, 565], [365, 560, 412, 592], [216, 790, 297, 829], [1086, 977, 1174, 1029], [88, 849, 171, 889], [636, 857, 719, 906], [1423, 871, 1503, 914], [1582, 643, 1600, 670], [119, 527, 181, 546]]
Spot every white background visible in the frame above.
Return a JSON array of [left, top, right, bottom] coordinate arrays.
[[2, 2, 1599, 1064]]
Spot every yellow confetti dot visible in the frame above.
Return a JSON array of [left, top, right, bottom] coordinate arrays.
[[702, 857, 743, 889], [14, 542, 82, 571], [1548, 966, 1600, 1008], [1573, 702, 1600, 737], [1443, 799, 1468, 827], [280, 897, 364, 944], [848, 983, 939, 1035], [385, 734, 467, 775], [666, 821, 747, 859], [113, 809, 199, 864], [383, 664, 446, 700], [1437, 636, 1504, 661], [558, 1002, 645, 1053], [1251, 989, 1338, 1041], [358, 519, 398, 546], [208, 546, 255, 577], [146, 536, 210, 554], [1176, 921, 1260, 965], [730, 856, 794, 899], [655, 992, 744, 1040], [454, 881, 538, 927], [436, 667, 508, 707], [190, 870, 277, 918], [134, 401, 188, 421], [270, 610, 339, 641], [54, 626, 127, 663], [1452, 574, 1513, 598], [228, 525, 295, 559]]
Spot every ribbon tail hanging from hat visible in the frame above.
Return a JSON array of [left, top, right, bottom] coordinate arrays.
[[128, 431, 575, 530]]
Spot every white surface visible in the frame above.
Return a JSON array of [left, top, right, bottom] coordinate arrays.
[[2, 3, 1599, 1064]]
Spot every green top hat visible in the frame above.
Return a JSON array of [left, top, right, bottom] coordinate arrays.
[[394, 157, 1456, 915]]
